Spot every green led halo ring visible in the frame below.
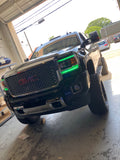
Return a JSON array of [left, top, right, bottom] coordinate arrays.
[[61, 64, 79, 75]]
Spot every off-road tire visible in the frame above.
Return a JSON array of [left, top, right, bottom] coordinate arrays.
[[101, 57, 109, 75], [89, 74, 108, 115]]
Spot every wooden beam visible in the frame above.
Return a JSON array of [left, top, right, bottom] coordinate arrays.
[[117, 0, 120, 10], [7, 22, 26, 63], [14, 2, 24, 14]]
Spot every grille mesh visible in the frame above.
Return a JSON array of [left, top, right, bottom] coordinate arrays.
[[6, 60, 59, 97]]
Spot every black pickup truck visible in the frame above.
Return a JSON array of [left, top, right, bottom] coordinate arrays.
[[1, 31, 109, 124]]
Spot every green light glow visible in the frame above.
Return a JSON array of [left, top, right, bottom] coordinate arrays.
[[1, 79, 4, 81], [61, 64, 79, 75], [4, 88, 8, 91], [57, 55, 74, 62]]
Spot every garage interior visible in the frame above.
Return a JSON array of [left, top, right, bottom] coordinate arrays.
[[0, 0, 48, 126], [0, 0, 120, 160], [0, 0, 48, 64]]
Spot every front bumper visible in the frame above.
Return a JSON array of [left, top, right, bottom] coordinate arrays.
[[13, 90, 90, 118], [5, 71, 90, 117]]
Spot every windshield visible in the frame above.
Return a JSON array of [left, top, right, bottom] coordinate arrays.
[[30, 34, 80, 60], [43, 35, 80, 55]]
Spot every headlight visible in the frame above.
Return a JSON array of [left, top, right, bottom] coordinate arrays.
[[57, 54, 79, 75]]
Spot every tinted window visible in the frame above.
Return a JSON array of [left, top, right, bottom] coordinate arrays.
[[43, 35, 80, 55], [30, 35, 80, 59]]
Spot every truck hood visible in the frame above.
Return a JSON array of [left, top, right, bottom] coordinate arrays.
[[4, 46, 78, 78]]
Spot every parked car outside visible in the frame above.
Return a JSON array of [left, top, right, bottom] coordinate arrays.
[[0, 56, 11, 66], [97, 40, 110, 51], [113, 34, 120, 43]]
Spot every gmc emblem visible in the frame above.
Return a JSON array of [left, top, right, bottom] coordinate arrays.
[[18, 75, 39, 86]]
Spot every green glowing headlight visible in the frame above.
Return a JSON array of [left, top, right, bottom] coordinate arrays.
[[58, 54, 79, 75], [61, 64, 79, 75], [57, 55, 74, 62]]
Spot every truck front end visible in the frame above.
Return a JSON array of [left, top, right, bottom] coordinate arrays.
[[2, 50, 90, 117]]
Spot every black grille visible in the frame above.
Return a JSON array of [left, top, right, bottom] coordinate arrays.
[[6, 60, 59, 97]]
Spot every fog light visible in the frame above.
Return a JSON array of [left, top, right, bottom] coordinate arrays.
[[72, 83, 82, 93]]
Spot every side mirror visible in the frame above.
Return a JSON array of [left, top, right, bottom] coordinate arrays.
[[89, 31, 99, 43], [80, 31, 100, 49]]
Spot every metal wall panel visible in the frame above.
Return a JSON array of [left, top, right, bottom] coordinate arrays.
[[0, 0, 47, 23]]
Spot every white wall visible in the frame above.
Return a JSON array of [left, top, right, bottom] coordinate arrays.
[[0, 22, 25, 65]]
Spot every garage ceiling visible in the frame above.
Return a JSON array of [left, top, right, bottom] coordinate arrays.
[[0, 0, 47, 23]]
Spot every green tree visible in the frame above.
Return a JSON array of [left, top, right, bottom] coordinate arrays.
[[85, 26, 102, 38], [85, 17, 112, 38], [49, 36, 54, 41], [87, 17, 111, 28]]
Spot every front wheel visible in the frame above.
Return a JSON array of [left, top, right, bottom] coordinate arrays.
[[88, 74, 109, 115]]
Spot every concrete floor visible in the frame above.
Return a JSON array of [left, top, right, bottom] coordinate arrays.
[[0, 49, 120, 160]]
